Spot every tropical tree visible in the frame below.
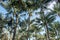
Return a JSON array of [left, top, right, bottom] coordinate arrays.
[[35, 11, 56, 40], [0, 0, 53, 40]]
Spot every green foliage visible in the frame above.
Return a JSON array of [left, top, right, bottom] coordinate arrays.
[[54, 3, 60, 16], [0, 0, 59, 40]]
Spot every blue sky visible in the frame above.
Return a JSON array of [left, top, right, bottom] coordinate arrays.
[[0, 1, 60, 22], [0, 1, 60, 21], [0, 5, 7, 14]]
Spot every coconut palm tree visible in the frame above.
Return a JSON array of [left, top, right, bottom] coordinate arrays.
[[35, 11, 56, 40], [0, 0, 52, 40]]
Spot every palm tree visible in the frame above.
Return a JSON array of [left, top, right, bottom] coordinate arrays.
[[53, 2, 60, 16], [26, 0, 52, 40], [0, 0, 52, 40], [36, 11, 56, 40], [50, 22, 60, 40], [1, 0, 22, 40]]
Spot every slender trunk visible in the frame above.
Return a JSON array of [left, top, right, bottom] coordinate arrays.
[[45, 21, 50, 40], [40, 7, 50, 40], [12, 28, 16, 40], [0, 26, 3, 40], [12, 13, 18, 40], [26, 31, 28, 40], [54, 28, 58, 40], [26, 9, 31, 40]]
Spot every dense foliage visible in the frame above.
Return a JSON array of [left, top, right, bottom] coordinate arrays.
[[0, 0, 60, 40]]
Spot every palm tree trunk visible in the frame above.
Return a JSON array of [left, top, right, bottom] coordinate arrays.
[[25, 31, 28, 40], [45, 21, 50, 40], [26, 9, 31, 40], [40, 7, 50, 40], [54, 28, 58, 40], [12, 14, 18, 40], [0, 26, 3, 40], [12, 28, 16, 40]]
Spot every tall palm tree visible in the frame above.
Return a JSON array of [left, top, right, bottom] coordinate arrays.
[[26, 0, 52, 40], [1, 0, 22, 40], [36, 11, 56, 40], [0, 0, 52, 40]]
